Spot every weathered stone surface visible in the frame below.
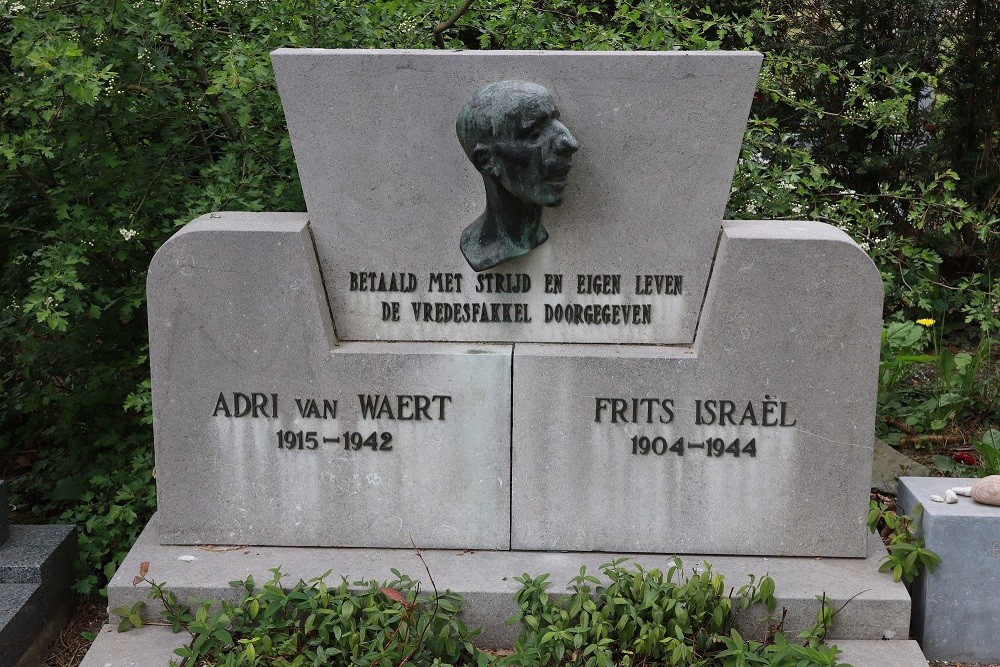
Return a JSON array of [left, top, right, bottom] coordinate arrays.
[[148, 212, 512, 549], [971, 474, 1000, 506], [832, 640, 929, 667], [899, 476, 1000, 663], [512, 220, 883, 555], [79, 625, 185, 667], [271, 49, 762, 345], [871, 438, 930, 494]]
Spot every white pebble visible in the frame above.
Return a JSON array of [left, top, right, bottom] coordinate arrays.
[[177, 555, 198, 562], [929, 494, 945, 503], [952, 486, 972, 496], [945, 490, 958, 503]]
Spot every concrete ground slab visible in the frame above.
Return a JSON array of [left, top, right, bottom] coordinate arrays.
[[80, 624, 184, 667], [834, 639, 929, 666], [109, 515, 910, 648], [78, 627, 931, 667]]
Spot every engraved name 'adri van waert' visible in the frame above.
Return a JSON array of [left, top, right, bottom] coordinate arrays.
[[211, 392, 453, 455], [456, 80, 579, 272]]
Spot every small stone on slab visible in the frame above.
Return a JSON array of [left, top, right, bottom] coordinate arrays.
[[971, 475, 1000, 506]]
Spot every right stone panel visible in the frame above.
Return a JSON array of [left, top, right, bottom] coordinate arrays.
[[511, 221, 883, 556]]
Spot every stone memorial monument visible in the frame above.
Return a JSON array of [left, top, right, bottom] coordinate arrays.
[[147, 49, 880, 557], [83, 49, 928, 666]]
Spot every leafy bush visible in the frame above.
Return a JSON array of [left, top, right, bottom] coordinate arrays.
[[877, 319, 998, 442], [502, 559, 846, 667], [2, 0, 998, 591], [867, 501, 940, 583]]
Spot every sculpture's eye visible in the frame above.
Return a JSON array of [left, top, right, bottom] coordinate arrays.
[[529, 125, 543, 141]]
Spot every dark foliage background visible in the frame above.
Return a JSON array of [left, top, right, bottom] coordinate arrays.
[[1, 0, 997, 593]]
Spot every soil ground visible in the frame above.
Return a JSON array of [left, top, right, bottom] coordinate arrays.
[[39, 595, 105, 667]]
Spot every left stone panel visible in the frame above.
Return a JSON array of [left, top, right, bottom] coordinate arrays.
[[148, 212, 512, 549]]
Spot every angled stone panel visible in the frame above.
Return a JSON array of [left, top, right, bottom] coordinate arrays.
[[271, 49, 762, 344]]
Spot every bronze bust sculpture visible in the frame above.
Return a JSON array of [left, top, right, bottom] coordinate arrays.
[[456, 81, 580, 272]]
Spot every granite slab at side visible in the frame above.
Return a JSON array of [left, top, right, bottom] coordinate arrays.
[[513, 220, 883, 555], [0, 524, 77, 667], [271, 49, 762, 345], [109, 515, 910, 649], [898, 476, 1000, 663], [0, 482, 9, 547], [80, 625, 184, 667]]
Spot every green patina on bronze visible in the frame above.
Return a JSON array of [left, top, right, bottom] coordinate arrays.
[[457, 80, 579, 272]]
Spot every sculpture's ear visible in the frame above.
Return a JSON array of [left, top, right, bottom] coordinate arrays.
[[472, 143, 499, 178]]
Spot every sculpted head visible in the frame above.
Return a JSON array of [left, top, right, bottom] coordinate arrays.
[[457, 80, 579, 207]]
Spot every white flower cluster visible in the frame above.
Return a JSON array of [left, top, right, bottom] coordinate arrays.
[[398, 17, 420, 34], [119, 228, 138, 240]]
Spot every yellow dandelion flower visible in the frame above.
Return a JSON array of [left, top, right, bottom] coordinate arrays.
[[916, 318, 935, 327]]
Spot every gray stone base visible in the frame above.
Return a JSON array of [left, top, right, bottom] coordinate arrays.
[[0, 524, 77, 667], [106, 514, 912, 649], [80, 625, 929, 667]]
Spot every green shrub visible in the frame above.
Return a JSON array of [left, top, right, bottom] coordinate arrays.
[[867, 501, 940, 583], [120, 559, 850, 667], [501, 559, 847, 667], [2, 0, 997, 593]]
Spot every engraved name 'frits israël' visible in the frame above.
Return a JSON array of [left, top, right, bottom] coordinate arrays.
[[594, 396, 797, 427]]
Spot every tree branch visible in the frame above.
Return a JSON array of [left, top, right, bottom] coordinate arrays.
[[15, 165, 53, 208], [194, 65, 241, 141], [433, 0, 475, 48]]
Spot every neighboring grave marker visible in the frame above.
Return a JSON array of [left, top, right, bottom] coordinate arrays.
[[899, 477, 1000, 663]]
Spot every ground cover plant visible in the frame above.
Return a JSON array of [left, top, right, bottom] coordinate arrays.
[[1, 0, 998, 596], [116, 558, 851, 667], [867, 499, 941, 583]]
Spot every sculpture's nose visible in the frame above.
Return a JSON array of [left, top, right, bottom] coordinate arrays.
[[553, 121, 579, 155]]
